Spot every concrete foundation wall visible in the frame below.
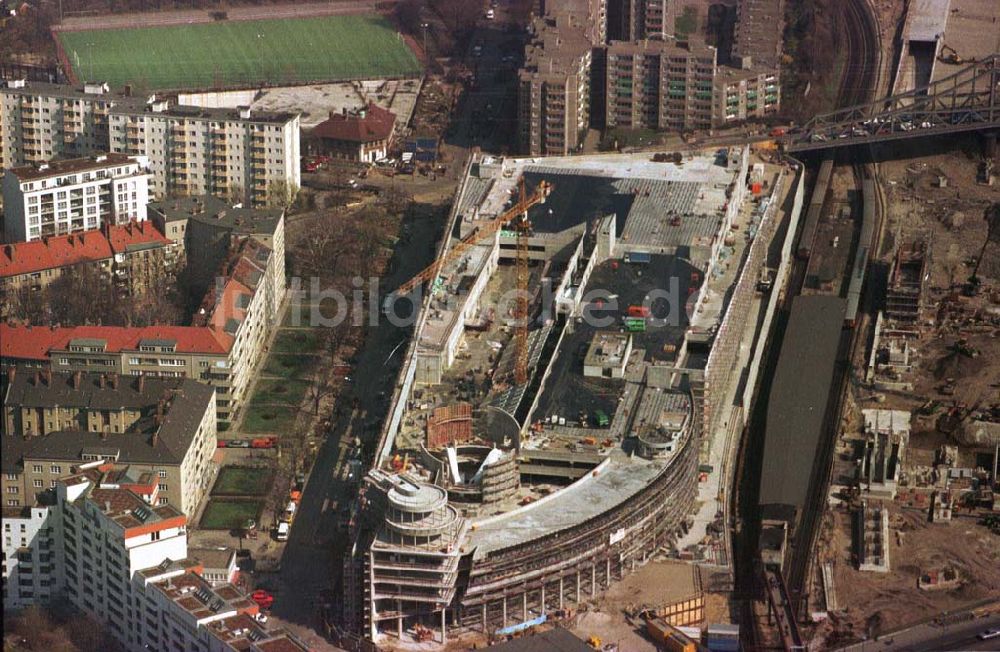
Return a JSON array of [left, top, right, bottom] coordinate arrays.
[[741, 161, 805, 410]]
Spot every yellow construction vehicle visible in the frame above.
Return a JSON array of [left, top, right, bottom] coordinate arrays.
[[938, 44, 973, 65], [587, 635, 602, 648]]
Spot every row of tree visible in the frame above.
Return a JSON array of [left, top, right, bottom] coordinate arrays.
[[3, 261, 187, 327]]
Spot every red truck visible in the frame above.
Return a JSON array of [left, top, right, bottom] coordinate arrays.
[[251, 590, 274, 609], [251, 437, 278, 449]]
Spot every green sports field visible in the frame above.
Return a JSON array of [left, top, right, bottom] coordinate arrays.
[[57, 14, 422, 91]]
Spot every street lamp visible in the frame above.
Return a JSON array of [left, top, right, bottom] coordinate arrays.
[[257, 32, 264, 81], [421, 23, 429, 56]]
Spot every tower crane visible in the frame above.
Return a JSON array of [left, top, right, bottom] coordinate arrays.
[[391, 176, 551, 385]]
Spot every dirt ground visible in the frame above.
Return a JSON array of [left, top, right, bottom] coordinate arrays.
[[566, 561, 729, 650], [811, 504, 1000, 642], [810, 139, 1000, 645]]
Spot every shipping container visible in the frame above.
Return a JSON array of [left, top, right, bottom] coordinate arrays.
[[628, 305, 651, 318], [625, 317, 646, 332]]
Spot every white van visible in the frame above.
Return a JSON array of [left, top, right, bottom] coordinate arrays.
[[276, 522, 290, 541]]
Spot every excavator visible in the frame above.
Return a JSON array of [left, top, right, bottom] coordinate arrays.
[[938, 44, 975, 65]]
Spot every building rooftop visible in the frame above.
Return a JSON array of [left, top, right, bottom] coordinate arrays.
[[147, 194, 283, 236], [189, 546, 237, 570], [905, 0, 951, 42], [0, 221, 171, 278], [607, 37, 717, 60], [3, 369, 215, 465], [520, 14, 593, 80], [310, 102, 395, 143], [0, 323, 232, 361], [468, 453, 667, 558], [1, 80, 299, 124], [62, 467, 186, 533], [485, 627, 593, 652], [759, 295, 846, 510], [5, 153, 144, 182], [151, 571, 256, 622]]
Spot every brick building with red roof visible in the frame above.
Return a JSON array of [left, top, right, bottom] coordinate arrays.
[[1, 202, 284, 426], [308, 102, 396, 163], [0, 220, 178, 299]]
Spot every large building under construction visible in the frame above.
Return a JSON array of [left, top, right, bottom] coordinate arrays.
[[342, 147, 792, 644]]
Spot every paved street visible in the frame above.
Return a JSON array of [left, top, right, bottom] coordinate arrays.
[[838, 614, 1000, 652], [253, 200, 451, 648]]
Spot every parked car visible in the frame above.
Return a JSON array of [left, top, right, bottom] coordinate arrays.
[[229, 440, 250, 449]]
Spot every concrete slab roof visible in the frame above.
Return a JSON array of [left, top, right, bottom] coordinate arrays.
[[759, 295, 845, 511], [467, 453, 665, 558], [906, 0, 951, 42]]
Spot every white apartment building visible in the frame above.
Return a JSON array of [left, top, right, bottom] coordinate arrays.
[[1, 501, 57, 609], [1, 466, 310, 651], [2, 153, 151, 242], [1, 80, 301, 208]]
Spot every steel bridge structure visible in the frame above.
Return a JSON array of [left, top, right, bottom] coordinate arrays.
[[786, 54, 1000, 152]]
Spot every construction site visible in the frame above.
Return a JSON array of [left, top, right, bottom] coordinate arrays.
[[804, 139, 1000, 645], [339, 146, 804, 647]]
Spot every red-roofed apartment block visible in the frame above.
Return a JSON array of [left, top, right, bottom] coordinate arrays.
[[309, 102, 396, 163], [0, 220, 179, 298], [1, 213, 284, 425]]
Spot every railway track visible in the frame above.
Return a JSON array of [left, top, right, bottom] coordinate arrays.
[[782, 0, 882, 614]]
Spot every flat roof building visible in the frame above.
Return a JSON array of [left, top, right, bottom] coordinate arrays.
[[1, 466, 311, 649], [2, 153, 151, 243], [606, 38, 718, 132], [518, 14, 595, 156], [759, 295, 846, 518]]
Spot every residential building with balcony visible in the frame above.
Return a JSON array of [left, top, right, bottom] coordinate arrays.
[[0, 81, 115, 169], [1, 368, 217, 516], [732, 0, 786, 70], [608, 0, 676, 41], [2, 153, 151, 242], [0, 466, 312, 650], [107, 103, 300, 208], [605, 38, 718, 132], [1, 80, 301, 208], [518, 14, 595, 156], [714, 66, 781, 124], [1, 497, 57, 609]]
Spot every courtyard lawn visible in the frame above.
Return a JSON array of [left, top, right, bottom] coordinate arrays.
[[250, 378, 311, 406], [242, 402, 299, 433], [272, 329, 324, 354], [199, 498, 262, 530], [211, 465, 274, 496], [262, 353, 320, 380]]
